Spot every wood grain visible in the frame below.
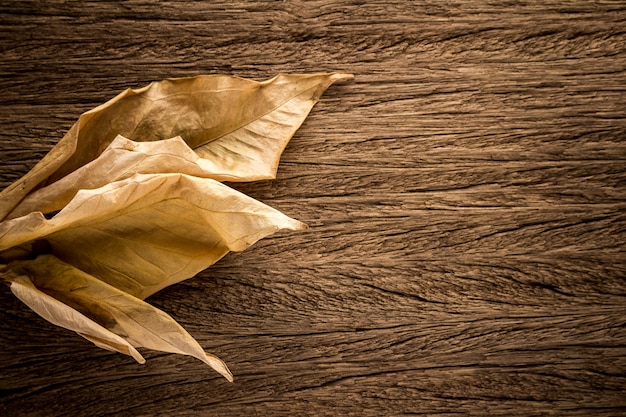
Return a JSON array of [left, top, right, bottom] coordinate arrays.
[[1, 1, 625, 416]]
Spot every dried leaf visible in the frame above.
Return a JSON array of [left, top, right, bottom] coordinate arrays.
[[0, 173, 305, 299], [7, 255, 233, 381], [4, 271, 145, 364], [7, 134, 250, 219], [0, 73, 352, 221]]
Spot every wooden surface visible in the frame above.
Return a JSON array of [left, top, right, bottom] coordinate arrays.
[[1, 1, 625, 416]]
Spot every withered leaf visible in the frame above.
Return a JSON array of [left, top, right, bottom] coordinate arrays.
[[0, 73, 352, 221], [0, 172, 306, 299], [6, 255, 233, 381], [7, 134, 268, 220], [5, 271, 146, 364]]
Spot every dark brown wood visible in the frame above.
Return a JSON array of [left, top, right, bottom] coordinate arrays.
[[1, 1, 625, 415]]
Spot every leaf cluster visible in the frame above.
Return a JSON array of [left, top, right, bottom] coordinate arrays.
[[0, 73, 352, 380]]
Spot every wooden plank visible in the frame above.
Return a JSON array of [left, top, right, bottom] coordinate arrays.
[[1, 1, 625, 415]]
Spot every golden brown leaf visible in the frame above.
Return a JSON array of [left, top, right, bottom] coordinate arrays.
[[6, 134, 256, 219], [5, 271, 146, 364], [7, 255, 233, 381], [0, 73, 352, 221], [0, 173, 306, 299]]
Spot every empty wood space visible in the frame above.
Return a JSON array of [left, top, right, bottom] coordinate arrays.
[[1, 1, 625, 416]]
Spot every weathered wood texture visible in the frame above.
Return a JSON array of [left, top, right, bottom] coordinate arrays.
[[1, 1, 625, 416]]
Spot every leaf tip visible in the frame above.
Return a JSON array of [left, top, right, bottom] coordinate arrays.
[[132, 350, 147, 365], [201, 353, 234, 382], [283, 217, 308, 232], [294, 220, 308, 231], [330, 73, 354, 83]]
